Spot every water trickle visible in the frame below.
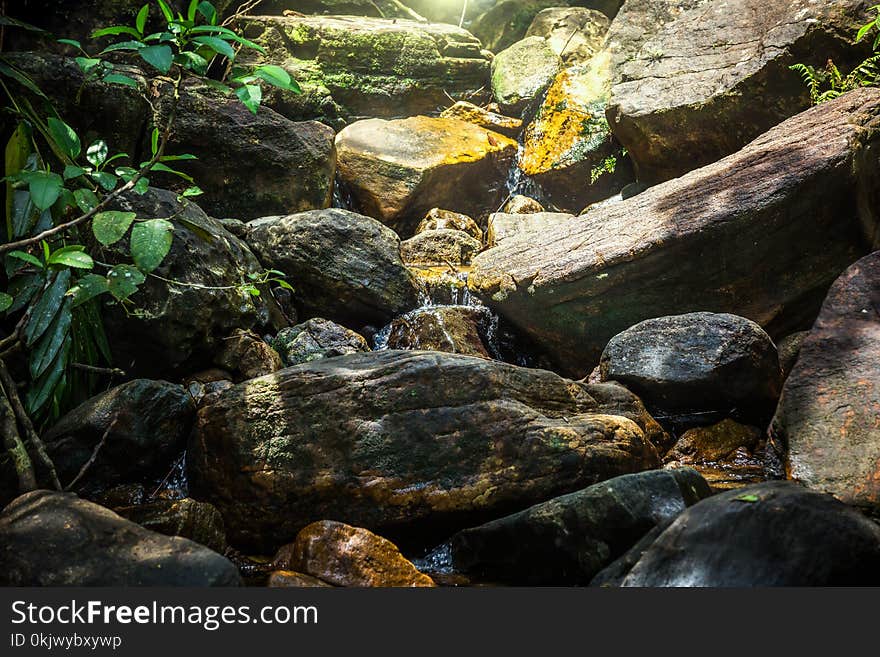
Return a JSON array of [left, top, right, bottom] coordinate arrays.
[[499, 149, 549, 211], [331, 173, 356, 211], [412, 541, 454, 575]]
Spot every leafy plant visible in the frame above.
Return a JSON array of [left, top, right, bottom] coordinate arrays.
[[590, 155, 618, 185], [0, 2, 298, 493], [791, 5, 880, 104]]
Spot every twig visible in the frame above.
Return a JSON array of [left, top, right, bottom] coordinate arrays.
[[0, 376, 37, 492], [458, 0, 468, 27], [0, 358, 61, 490], [71, 362, 127, 377], [64, 416, 117, 492], [148, 452, 185, 500], [223, 0, 263, 25]]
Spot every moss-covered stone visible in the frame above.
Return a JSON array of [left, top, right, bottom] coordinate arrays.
[[490, 36, 561, 116]]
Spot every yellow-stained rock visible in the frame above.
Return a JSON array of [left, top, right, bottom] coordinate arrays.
[[440, 101, 523, 139]]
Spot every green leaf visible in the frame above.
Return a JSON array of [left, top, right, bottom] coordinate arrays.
[[46, 118, 80, 159], [151, 127, 160, 157], [57, 38, 83, 50], [0, 16, 48, 33], [63, 165, 85, 180], [157, 0, 174, 23], [106, 264, 145, 300], [74, 57, 103, 75], [5, 122, 31, 241], [26, 339, 70, 415], [24, 171, 64, 210], [30, 298, 72, 378], [47, 246, 94, 270], [23, 269, 71, 347], [91, 25, 143, 39], [6, 273, 43, 313], [197, 1, 218, 24], [857, 22, 873, 43], [67, 273, 110, 308], [8, 250, 44, 268], [735, 494, 760, 503], [235, 84, 262, 114], [175, 51, 208, 75], [131, 218, 174, 273], [0, 60, 49, 99], [180, 185, 203, 197], [99, 40, 146, 55], [187, 0, 199, 22], [159, 153, 197, 162], [136, 3, 150, 35], [73, 188, 99, 213], [92, 210, 136, 246], [139, 45, 173, 73], [148, 161, 194, 182], [86, 140, 108, 168], [193, 35, 235, 60], [254, 65, 300, 92], [102, 73, 140, 88], [90, 170, 118, 191], [202, 79, 232, 94], [0, 292, 12, 312], [134, 177, 150, 194]]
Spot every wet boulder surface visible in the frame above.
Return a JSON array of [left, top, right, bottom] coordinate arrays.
[[0, 491, 240, 586], [594, 482, 880, 587], [188, 350, 664, 551]]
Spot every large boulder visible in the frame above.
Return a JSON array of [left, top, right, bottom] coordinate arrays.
[[272, 318, 370, 366], [607, 0, 872, 184], [188, 350, 665, 551], [771, 251, 880, 511], [103, 188, 278, 378], [274, 521, 435, 587], [114, 498, 227, 554], [491, 36, 561, 116], [526, 7, 610, 64], [335, 116, 518, 236], [486, 212, 576, 247], [599, 313, 783, 422], [400, 230, 482, 266], [451, 468, 712, 584], [240, 15, 491, 124], [377, 306, 492, 357], [43, 380, 194, 492], [245, 209, 421, 328], [594, 482, 880, 586], [440, 102, 523, 139], [5, 53, 335, 221], [0, 491, 240, 586], [470, 90, 880, 377]]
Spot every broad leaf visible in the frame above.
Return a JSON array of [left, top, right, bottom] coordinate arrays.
[[106, 264, 145, 300], [136, 3, 150, 35], [24, 171, 63, 210], [235, 84, 262, 114], [47, 246, 94, 270], [197, 1, 218, 25], [26, 339, 69, 415], [30, 298, 72, 378], [90, 170, 118, 191], [86, 140, 108, 168], [67, 274, 110, 308], [0, 292, 11, 312], [57, 38, 82, 49], [193, 35, 235, 60], [91, 25, 142, 39], [92, 210, 136, 246], [8, 250, 44, 268], [63, 165, 85, 180], [102, 73, 140, 88], [100, 40, 146, 55], [254, 65, 300, 92], [6, 273, 43, 314], [157, 0, 174, 23], [73, 188, 99, 213], [23, 269, 71, 347], [47, 117, 81, 159], [187, 0, 199, 22], [131, 218, 173, 273], [139, 45, 173, 73], [74, 57, 103, 75]]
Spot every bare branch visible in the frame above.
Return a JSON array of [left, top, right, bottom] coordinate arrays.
[[0, 376, 37, 493], [64, 416, 117, 492]]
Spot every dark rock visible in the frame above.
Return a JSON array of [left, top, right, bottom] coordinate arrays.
[[188, 350, 665, 551], [246, 209, 421, 328], [470, 90, 880, 376], [400, 230, 482, 266], [777, 330, 809, 381], [267, 570, 333, 587], [274, 521, 435, 587], [771, 251, 880, 511], [451, 468, 712, 584], [607, 0, 872, 184], [595, 481, 880, 586], [44, 380, 194, 492], [114, 498, 227, 554], [214, 329, 284, 381], [599, 313, 783, 422], [271, 318, 369, 366], [102, 188, 277, 378], [0, 491, 239, 586], [378, 306, 492, 358]]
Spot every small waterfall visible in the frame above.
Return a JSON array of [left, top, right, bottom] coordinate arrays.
[[499, 146, 549, 212], [331, 173, 356, 211]]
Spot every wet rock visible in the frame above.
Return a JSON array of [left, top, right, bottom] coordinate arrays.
[[114, 498, 227, 554], [274, 521, 435, 587], [486, 212, 575, 247], [335, 116, 517, 236], [101, 188, 277, 378], [777, 330, 809, 381], [608, 0, 871, 184], [44, 380, 194, 492], [189, 350, 665, 551], [503, 195, 545, 214], [526, 7, 610, 64], [491, 36, 561, 116], [380, 306, 492, 358], [599, 313, 783, 422], [451, 468, 711, 584], [0, 491, 240, 586], [440, 101, 523, 139], [595, 482, 880, 586], [241, 15, 490, 123], [218, 218, 249, 239], [518, 60, 632, 211], [663, 419, 765, 491], [409, 269, 472, 306], [215, 329, 284, 382], [416, 208, 484, 242], [400, 230, 483, 266], [162, 83, 336, 219], [246, 209, 421, 328], [267, 570, 333, 587], [771, 251, 880, 511], [272, 318, 369, 366], [470, 90, 880, 376]]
